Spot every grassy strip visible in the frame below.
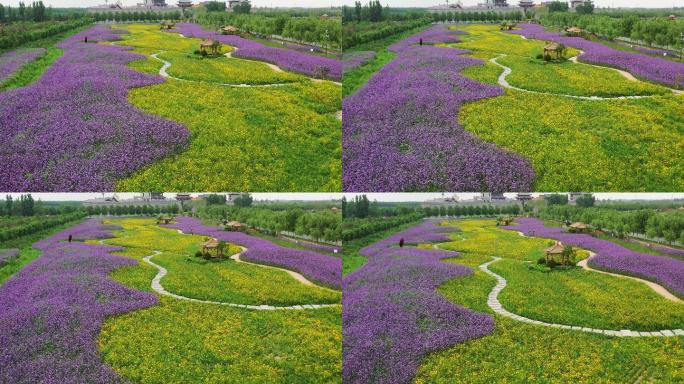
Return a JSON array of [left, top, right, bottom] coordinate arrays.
[[342, 219, 423, 275], [0, 218, 85, 284], [342, 25, 429, 97], [0, 24, 91, 91]]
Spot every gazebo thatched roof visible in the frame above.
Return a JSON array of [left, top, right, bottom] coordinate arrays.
[[203, 238, 220, 249], [200, 39, 217, 47], [222, 25, 239, 32], [543, 42, 560, 51], [226, 221, 245, 227], [566, 27, 583, 33], [570, 222, 590, 229], [545, 241, 565, 255]]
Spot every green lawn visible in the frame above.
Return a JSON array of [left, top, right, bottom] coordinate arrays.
[[109, 24, 341, 191], [98, 218, 341, 383], [342, 219, 423, 275], [417, 219, 684, 383], [0, 218, 86, 284], [342, 24, 430, 97]]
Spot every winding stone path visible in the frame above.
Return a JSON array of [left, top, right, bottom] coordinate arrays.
[[479, 257, 684, 337], [578, 253, 682, 303], [490, 54, 681, 100], [151, 52, 292, 88], [142, 250, 340, 310]]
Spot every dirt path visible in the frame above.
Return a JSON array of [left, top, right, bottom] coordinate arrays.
[[578, 252, 682, 303]]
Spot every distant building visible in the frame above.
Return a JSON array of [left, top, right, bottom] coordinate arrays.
[[175, 193, 192, 201], [428, 0, 529, 13], [570, 0, 584, 8], [84, 193, 176, 207]]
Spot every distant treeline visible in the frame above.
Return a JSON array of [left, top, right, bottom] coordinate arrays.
[[538, 205, 684, 243], [343, 18, 430, 49], [0, 212, 85, 242], [199, 205, 341, 243], [198, 12, 341, 49], [430, 11, 525, 24], [541, 13, 684, 48], [0, 18, 92, 50]]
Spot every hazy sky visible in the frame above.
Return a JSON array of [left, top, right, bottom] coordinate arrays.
[[338, 1, 683, 8], [0, 1, 339, 7], [343, 193, 684, 202]]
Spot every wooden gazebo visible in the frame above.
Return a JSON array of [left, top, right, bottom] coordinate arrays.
[[566, 27, 584, 36], [221, 25, 239, 35], [157, 215, 174, 225], [202, 238, 227, 258], [569, 222, 590, 233], [543, 42, 563, 59], [500, 22, 517, 31], [545, 241, 565, 263], [160, 21, 176, 30], [199, 39, 222, 55], [223, 220, 246, 232]]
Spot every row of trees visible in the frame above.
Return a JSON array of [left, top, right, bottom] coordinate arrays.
[[84, 204, 180, 217], [200, 206, 341, 243], [0, 17, 92, 50], [538, 205, 684, 244], [430, 11, 526, 24], [198, 12, 341, 49], [0, 1, 48, 23], [544, 193, 595, 207], [342, 18, 429, 49], [0, 212, 86, 243], [541, 12, 684, 48], [342, 203, 524, 241], [2, 194, 35, 217], [89, 11, 182, 23]]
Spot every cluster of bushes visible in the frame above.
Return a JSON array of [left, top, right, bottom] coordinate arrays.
[[84, 204, 180, 217], [198, 12, 341, 49], [342, 18, 430, 49], [0, 18, 92, 50], [541, 12, 684, 48], [342, 213, 423, 241], [538, 205, 684, 243], [200, 205, 341, 243], [0, 212, 85, 242], [431, 11, 525, 24], [89, 11, 182, 23]]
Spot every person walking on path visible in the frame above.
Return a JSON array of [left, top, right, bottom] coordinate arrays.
[[399, 238, 405, 248], [68, 234, 72, 243], [419, 38, 423, 46]]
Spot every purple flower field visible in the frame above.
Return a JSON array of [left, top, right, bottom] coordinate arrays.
[[163, 217, 341, 288], [0, 219, 157, 383], [502, 218, 684, 298], [507, 24, 684, 89], [342, 51, 376, 70], [0, 48, 46, 83], [343, 25, 535, 191], [343, 219, 494, 384], [167, 23, 342, 80], [0, 25, 190, 191]]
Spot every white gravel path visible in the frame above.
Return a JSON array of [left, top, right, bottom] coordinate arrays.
[[479, 256, 684, 337], [578, 252, 682, 303], [489, 54, 677, 100], [142, 250, 340, 310]]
